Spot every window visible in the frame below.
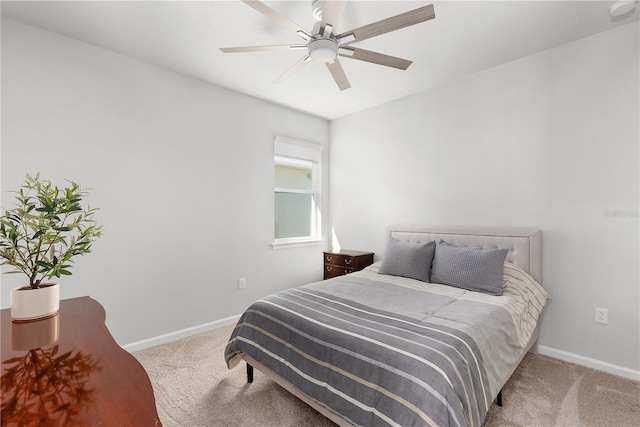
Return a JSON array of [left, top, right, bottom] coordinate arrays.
[[273, 136, 322, 247]]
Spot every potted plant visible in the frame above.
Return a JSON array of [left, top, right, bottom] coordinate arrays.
[[0, 173, 103, 321]]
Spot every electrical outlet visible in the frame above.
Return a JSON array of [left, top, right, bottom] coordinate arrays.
[[238, 277, 246, 289], [595, 307, 608, 324]]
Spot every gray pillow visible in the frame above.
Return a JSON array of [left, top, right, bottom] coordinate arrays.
[[430, 240, 508, 296], [378, 238, 435, 282]]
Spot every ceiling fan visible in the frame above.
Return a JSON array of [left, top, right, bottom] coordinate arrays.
[[220, 0, 435, 91]]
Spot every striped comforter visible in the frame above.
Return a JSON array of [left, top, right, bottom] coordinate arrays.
[[225, 262, 549, 427]]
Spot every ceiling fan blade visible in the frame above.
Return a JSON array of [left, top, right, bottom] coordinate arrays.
[[220, 44, 306, 53], [274, 55, 311, 84], [326, 59, 351, 91], [320, 0, 346, 35], [339, 47, 412, 70], [242, 0, 312, 40], [336, 4, 435, 46]]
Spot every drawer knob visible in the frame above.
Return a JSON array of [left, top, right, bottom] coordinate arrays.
[[345, 258, 352, 265], [326, 266, 332, 271], [326, 256, 332, 262]]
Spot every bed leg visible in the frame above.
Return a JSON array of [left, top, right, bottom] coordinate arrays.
[[246, 363, 254, 384], [496, 389, 503, 407]]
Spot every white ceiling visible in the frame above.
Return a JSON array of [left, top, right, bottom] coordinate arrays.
[[2, 1, 638, 120]]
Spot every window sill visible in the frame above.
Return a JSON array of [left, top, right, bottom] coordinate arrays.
[[272, 239, 324, 250]]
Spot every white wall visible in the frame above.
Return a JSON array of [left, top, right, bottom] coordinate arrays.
[[330, 22, 639, 375], [0, 18, 330, 346]]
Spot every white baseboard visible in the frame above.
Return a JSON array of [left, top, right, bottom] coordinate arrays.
[[122, 314, 241, 353], [538, 345, 640, 381]]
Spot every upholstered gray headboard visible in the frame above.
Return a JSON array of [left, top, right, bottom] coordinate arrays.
[[388, 225, 542, 284]]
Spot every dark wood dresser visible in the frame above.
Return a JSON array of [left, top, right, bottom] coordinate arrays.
[[323, 250, 374, 279]]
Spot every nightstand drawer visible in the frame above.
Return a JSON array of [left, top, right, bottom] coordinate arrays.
[[324, 253, 356, 267], [324, 264, 353, 278], [323, 250, 374, 280]]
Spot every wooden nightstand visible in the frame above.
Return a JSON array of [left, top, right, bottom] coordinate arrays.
[[323, 250, 374, 280]]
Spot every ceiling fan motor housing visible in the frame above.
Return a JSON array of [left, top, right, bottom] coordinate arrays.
[[308, 37, 339, 63]]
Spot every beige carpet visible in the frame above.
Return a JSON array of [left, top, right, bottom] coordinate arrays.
[[134, 324, 640, 427]]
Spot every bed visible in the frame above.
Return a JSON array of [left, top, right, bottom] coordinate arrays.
[[225, 226, 550, 427]]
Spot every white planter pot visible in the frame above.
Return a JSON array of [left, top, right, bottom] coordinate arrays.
[[10, 283, 60, 321]]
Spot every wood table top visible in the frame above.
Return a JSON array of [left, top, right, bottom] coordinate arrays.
[[1, 296, 162, 426]]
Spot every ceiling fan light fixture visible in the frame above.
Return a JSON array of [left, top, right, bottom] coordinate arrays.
[[308, 38, 338, 62]]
